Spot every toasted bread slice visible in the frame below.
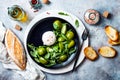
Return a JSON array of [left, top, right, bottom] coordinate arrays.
[[84, 47, 98, 61], [108, 33, 120, 45], [98, 46, 116, 58], [5, 29, 26, 70], [105, 25, 119, 41]]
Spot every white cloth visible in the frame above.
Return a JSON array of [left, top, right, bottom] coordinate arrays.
[[0, 44, 46, 80], [0, 21, 6, 42], [2, 60, 46, 80], [0, 21, 46, 80]]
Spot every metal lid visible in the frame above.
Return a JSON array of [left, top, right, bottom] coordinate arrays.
[[84, 9, 100, 25]]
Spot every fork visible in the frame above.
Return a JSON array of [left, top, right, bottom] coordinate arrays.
[[72, 28, 89, 72]]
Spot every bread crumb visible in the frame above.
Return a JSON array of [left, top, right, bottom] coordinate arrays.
[[15, 24, 22, 31], [103, 11, 109, 18]]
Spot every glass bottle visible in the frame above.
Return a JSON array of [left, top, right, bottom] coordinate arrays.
[[29, 0, 42, 11], [8, 5, 28, 22]]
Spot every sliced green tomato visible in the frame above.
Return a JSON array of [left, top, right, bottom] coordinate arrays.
[[59, 42, 64, 51], [61, 23, 67, 34], [58, 37, 65, 42], [53, 20, 62, 30], [37, 47, 46, 56], [59, 54, 68, 62], [66, 31, 74, 40], [68, 40, 75, 48], [39, 57, 48, 65], [46, 47, 53, 53]]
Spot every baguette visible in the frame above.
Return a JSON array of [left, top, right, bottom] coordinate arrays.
[[84, 47, 98, 61], [105, 25, 119, 41], [98, 46, 117, 58], [5, 29, 26, 70]]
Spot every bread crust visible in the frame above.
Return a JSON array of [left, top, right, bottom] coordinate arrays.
[[84, 47, 98, 61], [108, 39, 120, 45], [5, 29, 26, 70]]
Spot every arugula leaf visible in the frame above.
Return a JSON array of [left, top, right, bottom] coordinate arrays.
[[30, 51, 38, 57], [28, 44, 39, 57], [53, 45, 59, 52], [45, 60, 56, 67], [44, 53, 50, 60], [58, 12, 69, 16], [75, 19, 79, 28], [69, 48, 76, 55], [34, 58, 40, 63], [61, 34, 68, 40], [28, 44, 36, 51]]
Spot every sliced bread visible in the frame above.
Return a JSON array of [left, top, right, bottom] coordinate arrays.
[[98, 46, 117, 58], [105, 25, 119, 41], [5, 29, 26, 70], [84, 47, 98, 61], [108, 33, 120, 45]]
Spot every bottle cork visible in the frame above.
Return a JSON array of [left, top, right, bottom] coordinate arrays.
[[15, 24, 22, 31], [42, 0, 49, 4], [103, 11, 109, 18]]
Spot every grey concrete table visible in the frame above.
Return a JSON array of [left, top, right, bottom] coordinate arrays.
[[0, 0, 120, 80]]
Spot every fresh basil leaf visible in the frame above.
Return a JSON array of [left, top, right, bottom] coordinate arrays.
[[75, 19, 79, 28], [58, 12, 69, 16]]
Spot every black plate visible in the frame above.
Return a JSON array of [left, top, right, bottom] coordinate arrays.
[[27, 17, 80, 69]]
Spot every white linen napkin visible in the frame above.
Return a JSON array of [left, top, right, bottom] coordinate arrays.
[[0, 42, 46, 80], [2, 60, 46, 80]]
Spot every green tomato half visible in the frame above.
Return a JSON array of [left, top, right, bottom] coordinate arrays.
[[68, 40, 75, 48], [53, 20, 62, 30], [39, 57, 48, 65], [66, 31, 74, 40], [59, 54, 68, 62], [37, 47, 46, 56], [58, 37, 65, 42]]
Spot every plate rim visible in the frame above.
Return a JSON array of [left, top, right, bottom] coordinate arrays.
[[24, 10, 89, 74]]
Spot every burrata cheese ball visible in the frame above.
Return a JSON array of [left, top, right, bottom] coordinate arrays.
[[42, 31, 56, 46]]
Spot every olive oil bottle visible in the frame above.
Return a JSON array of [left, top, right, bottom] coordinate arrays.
[[8, 5, 28, 22]]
